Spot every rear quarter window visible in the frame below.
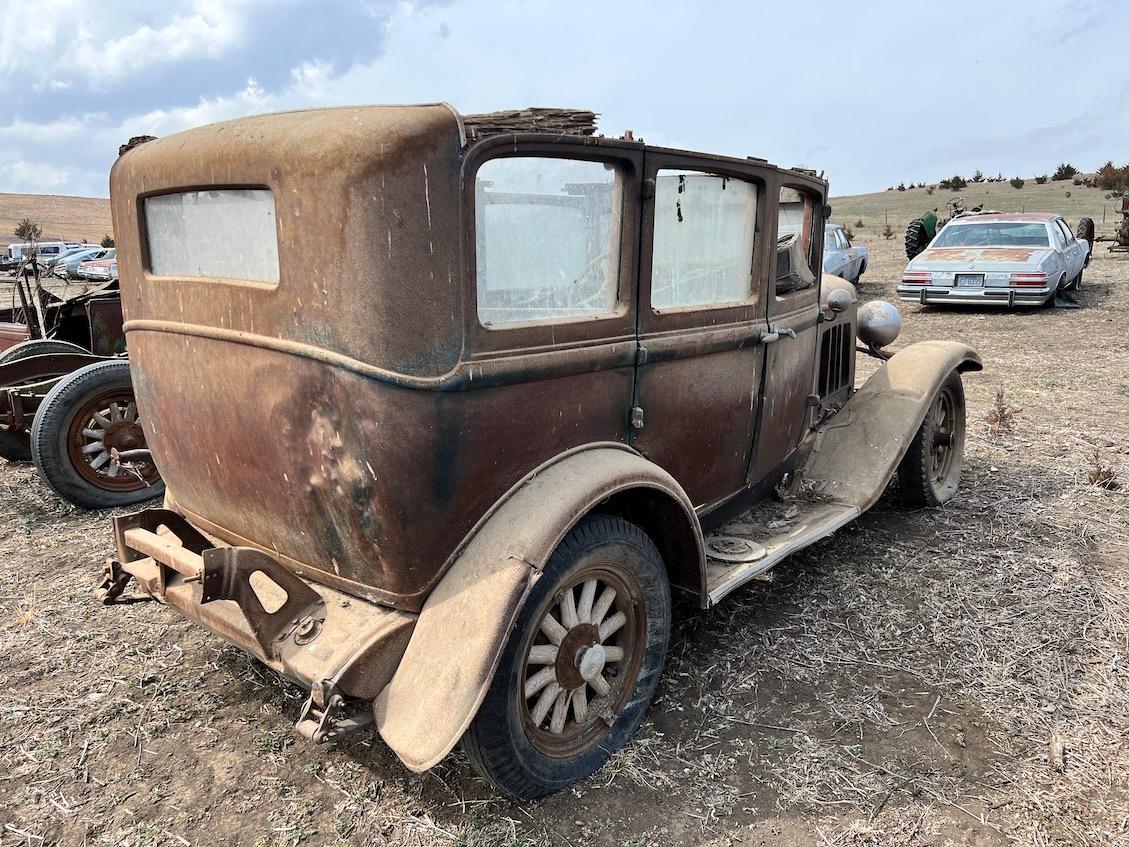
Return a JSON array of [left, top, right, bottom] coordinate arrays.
[[144, 189, 280, 284]]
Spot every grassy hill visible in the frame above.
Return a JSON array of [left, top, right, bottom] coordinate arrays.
[[0, 193, 112, 246], [830, 181, 1121, 241]]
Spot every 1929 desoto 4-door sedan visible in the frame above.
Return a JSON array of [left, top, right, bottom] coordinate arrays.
[[100, 104, 981, 797]]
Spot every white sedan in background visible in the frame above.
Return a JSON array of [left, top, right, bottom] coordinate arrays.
[[898, 213, 1089, 307]]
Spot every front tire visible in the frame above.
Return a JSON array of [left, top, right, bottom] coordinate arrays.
[[31, 360, 164, 509], [463, 515, 671, 799], [897, 371, 966, 506]]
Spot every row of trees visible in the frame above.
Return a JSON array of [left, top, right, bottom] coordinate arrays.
[[889, 162, 1083, 193], [14, 217, 113, 247]]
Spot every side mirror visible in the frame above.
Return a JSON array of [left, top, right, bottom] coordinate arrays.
[[827, 288, 852, 314], [823, 203, 833, 220]]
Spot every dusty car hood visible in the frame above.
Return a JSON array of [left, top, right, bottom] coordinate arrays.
[[913, 246, 1050, 272]]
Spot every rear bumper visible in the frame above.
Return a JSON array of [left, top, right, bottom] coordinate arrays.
[[897, 285, 1050, 307], [103, 508, 416, 711]]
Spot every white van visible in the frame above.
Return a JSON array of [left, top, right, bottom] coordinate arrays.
[[7, 241, 72, 261]]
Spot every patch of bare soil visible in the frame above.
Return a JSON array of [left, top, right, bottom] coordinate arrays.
[[1, 237, 1126, 847], [0, 194, 112, 245]]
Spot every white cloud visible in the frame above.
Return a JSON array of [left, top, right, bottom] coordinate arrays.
[[0, 160, 74, 192], [69, 1, 249, 85], [0, 0, 274, 88], [1, 0, 1128, 198]]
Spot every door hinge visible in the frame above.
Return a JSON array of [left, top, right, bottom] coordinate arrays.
[[635, 344, 649, 366], [630, 406, 645, 430]]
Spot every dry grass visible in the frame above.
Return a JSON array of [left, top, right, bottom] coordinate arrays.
[[986, 388, 1019, 436], [1087, 450, 1119, 490], [830, 181, 1120, 242], [0, 201, 1126, 847], [0, 193, 112, 245]]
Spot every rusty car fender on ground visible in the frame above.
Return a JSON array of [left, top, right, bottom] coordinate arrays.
[[373, 443, 703, 772], [803, 340, 982, 511]]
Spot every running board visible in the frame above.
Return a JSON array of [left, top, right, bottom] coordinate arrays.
[[704, 501, 860, 606]]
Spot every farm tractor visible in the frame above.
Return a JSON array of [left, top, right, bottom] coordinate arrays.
[[1092, 194, 1129, 252], [905, 197, 988, 259]]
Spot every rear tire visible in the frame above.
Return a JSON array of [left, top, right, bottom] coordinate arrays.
[[31, 360, 163, 509], [463, 515, 670, 799], [897, 371, 966, 506], [0, 338, 87, 365], [905, 219, 931, 259]]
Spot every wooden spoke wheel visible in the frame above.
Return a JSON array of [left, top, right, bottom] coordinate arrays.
[[463, 515, 670, 799]]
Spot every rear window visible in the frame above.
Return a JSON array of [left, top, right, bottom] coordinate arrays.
[[144, 189, 280, 283], [933, 221, 1050, 248]]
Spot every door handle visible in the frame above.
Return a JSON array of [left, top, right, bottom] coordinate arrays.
[[760, 325, 797, 344]]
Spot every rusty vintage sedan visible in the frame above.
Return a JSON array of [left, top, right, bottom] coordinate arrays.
[[99, 104, 980, 797]]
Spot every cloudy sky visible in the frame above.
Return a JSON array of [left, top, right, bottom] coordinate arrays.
[[2, 0, 1127, 198]]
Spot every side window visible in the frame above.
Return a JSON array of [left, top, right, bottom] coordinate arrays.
[[776, 187, 819, 294], [650, 171, 757, 310], [474, 156, 622, 327], [1049, 223, 1066, 250], [1056, 219, 1075, 244]]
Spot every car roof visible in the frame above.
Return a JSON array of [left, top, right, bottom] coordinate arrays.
[[955, 212, 1059, 223]]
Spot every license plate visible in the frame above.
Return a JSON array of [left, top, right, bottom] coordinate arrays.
[[955, 273, 983, 288]]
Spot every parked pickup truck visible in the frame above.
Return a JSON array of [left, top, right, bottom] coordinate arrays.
[[823, 223, 868, 285]]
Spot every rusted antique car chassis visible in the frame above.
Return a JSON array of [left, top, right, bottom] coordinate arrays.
[[101, 104, 980, 796]]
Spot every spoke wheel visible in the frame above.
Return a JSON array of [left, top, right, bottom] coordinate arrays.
[[31, 360, 164, 509], [897, 371, 966, 506], [65, 390, 158, 491], [463, 515, 671, 799], [520, 566, 646, 758]]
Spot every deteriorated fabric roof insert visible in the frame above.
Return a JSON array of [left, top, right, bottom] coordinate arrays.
[[463, 108, 598, 142]]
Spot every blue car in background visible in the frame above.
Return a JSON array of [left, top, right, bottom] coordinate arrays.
[[824, 223, 869, 286], [53, 247, 111, 280]]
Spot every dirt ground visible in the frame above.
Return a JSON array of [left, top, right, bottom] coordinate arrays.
[[1, 235, 1127, 847]]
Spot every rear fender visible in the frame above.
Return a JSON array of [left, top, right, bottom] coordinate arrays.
[[803, 340, 981, 510], [374, 443, 703, 772]]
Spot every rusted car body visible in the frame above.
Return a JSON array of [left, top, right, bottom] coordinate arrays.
[[0, 275, 160, 509], [101, 104, 980, 797], [0, 279, 125, 458]]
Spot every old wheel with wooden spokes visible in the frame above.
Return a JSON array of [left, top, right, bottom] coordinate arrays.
[[31, 360, 164, 509], [898, 370, 966, 506], [464, 515, 670, 798]]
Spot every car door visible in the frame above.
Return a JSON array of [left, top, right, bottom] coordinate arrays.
[[1055, 218, 1082, 278], [631, 149, 771, 510], [748, 177, 826, 485], [841, 229, 859, 280]]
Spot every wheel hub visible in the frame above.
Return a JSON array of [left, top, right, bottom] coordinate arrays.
[[520, 569, 642, 754], [576, 643, 606, 682], [103, 420, 144, 451]]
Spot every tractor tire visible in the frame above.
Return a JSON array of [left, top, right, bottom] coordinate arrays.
[[905, 219, 931, 259], [1076, 217, 1095, 268]]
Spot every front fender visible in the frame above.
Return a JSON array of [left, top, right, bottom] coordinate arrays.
[[804, 340, 981, 510], [373, 444, 702, 772]]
